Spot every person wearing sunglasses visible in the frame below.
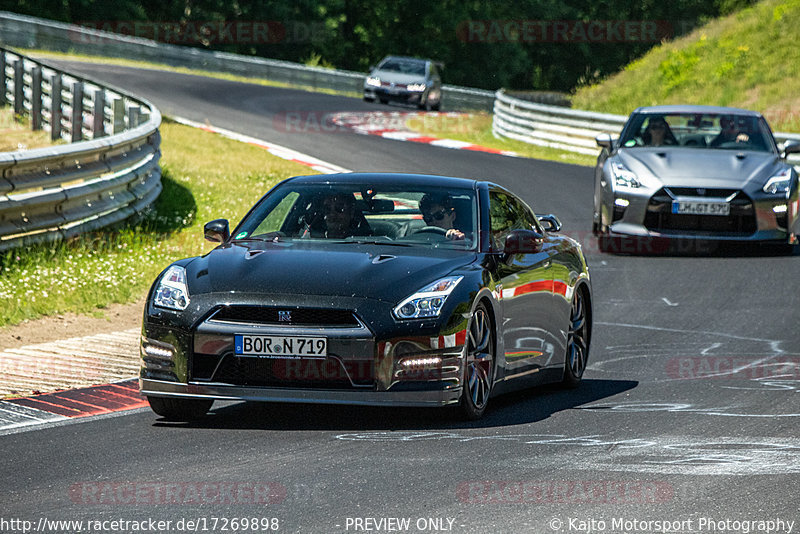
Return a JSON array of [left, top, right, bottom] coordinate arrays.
[[302, 192, 371, 238], [419, 193, 465, 240], [710, 115, 750, 147]]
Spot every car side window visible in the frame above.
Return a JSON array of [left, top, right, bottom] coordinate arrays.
[[489, 191, 527, 251]]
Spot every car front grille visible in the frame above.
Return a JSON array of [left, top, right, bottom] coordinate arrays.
[[644, 188, 757, 236], [194, 353, 373, 389], [208, 306, 360, 327]]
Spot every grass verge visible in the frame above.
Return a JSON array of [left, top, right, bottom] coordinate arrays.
[[0, 108, 60, 152], [0, 119, 316, 327], [405, 112, 597, 167], [572, 0, 800, 132]]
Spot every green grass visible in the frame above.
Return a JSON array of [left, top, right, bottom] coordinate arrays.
[[0, 108, 61, 152], [21, 49, 361, 99], [572, 0, 800, 132], [0, 120, 316, 327], [405, 112, 597, 167]]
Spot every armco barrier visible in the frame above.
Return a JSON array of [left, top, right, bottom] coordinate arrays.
[[493, 89, 800, 163], [0, 11, 495, 111], [0, 46, 161, 251]]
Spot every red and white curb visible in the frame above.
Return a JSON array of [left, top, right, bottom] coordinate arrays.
[[331, 111, 518, 157], [171, 116, 352, 174], [0, 379, 146, 433]]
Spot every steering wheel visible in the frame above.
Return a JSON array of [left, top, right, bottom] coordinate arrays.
[[414, 226, 448, 236]]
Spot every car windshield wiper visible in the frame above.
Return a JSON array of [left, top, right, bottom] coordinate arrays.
[[329, 239, 415, 247]]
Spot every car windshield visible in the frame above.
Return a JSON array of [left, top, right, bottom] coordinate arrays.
[[377, 59, 426, 76], [619, 113, 775, 153], [233, 183, 478, 250]]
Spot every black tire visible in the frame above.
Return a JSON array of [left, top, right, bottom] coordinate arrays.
[[460, 303, 495, 420], [379, 98, 389, 105], [363, 96, 375, 103], [147, 396, 213, 421], [562, 287, 590, 388]]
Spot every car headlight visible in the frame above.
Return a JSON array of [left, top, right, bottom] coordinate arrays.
[[611, 161, 642, 189], [153, 265, 190, 311], [763, 168, 793, 196], [393, 276, 463, 320], [406, 83, 426, 92], [366, 76, 381, 87]]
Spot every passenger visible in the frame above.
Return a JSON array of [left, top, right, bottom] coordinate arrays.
[[419, 193, 465, 240], [642, 117, 677, 146], [302, 192, 371, 238]]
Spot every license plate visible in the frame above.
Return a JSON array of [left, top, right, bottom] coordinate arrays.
[[234, 335, 327, 358], [672, 201, 730, 216]]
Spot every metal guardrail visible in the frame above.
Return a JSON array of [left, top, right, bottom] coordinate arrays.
[[0, 11, 496, 111], [492, 89, 626, 155], [0, 46, 161, 251], [493, 89, 800, 163]]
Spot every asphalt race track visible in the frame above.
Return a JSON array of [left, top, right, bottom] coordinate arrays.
[[2, 62, 799, 533]]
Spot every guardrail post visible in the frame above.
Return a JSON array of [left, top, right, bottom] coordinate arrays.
[[112, 98, 125, 134], [50, 73, 62, 140], [127, 105, 140, 128], [13, 59, 23, 115], [92, 88, 106, 138], [71, 81, 84, 142], [31, 66, 43, 130], [0, 51, 6, 106]]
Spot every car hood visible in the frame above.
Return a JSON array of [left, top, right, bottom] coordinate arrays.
[[185, 241, 475, 304], [618, 148, 783, 189], [369, 70, 426, 85]]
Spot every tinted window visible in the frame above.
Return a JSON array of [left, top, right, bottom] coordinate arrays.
[[489, 191, 534, 251], [235, 183, 478, 250], [619, 113, 775, 153]]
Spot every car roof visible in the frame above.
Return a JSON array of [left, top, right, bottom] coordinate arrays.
[[285, 172, 480, 190], [632, 105, 763, 117]]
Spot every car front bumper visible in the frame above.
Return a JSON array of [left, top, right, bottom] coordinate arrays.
[[140, 378, 462, 407], [604, 184, 799, 243], [364, 87, 424, 105]]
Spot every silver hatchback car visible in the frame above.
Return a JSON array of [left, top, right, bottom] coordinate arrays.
[[594, 105, 800, 247], [363, 56, 442, 110]]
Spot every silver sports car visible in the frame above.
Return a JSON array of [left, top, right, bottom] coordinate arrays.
[[594, 105, 800, 246]]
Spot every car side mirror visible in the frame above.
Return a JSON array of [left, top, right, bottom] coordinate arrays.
[[537, 214, 562, 232], [204, 219, 230, 243], [596, 133, 615, 149], [782, 139, 800, 158], [504, 229, 544, 256]]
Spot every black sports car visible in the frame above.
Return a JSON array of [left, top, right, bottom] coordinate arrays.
[[140, 173, 592, 420]]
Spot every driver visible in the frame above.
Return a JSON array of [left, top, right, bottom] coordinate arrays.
[[710, 115, 749, 147], [419, 193, 465, 240]]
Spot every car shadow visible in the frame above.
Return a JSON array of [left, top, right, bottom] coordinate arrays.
[[151, 379, 638, 431]]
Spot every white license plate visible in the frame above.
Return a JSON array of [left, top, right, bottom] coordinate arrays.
[[672, 201, 730, 216], [234, 335, 327, 358]]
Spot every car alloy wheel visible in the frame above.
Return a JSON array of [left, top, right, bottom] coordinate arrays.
[[563, 288, 589, 387], [460, 303, 494, 419]]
